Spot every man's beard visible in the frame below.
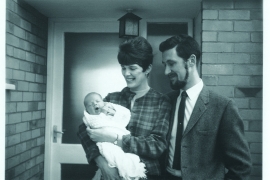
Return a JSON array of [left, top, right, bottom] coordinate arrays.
[[170, 65, 189, 90]]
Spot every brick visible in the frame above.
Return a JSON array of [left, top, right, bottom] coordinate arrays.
[[15, 142, 27, 154], [233, 64, 262, 75], [7, 134, 21, 146], [25, 52, 36, 63], [37, 37, 47, 48], [15, 163, 26, 176], [36, 154, 44, 164], [29, 83, 40, 92], [41, 110, 46, 118], [30, 165, 39, 177], [10, 91, 22, 101], [6, 124, 16, 136], [6, 45, 14, 56], [234, 21, 262, 31], [20, 150, 31, 162], [6, 155, 20, 168], [36, 56, 45, 65], [38, 102, 46, 110], [202, 64, 233, 75], [20, 19, 31, 31], [250, 121, 262, 132], [235, 43, 262, 53], [35, 74, 43, 83], [33, 93, 42, 101], [203, 10, 218, 19], [14, 25, 26, 39], [20, 60, 32, 71], [32, 129, 41, 139], [6, 33, 20, 48], [36, 137, 45, 146], [250, 76, 262, 86], [14, 48, 26, 60], [19, 39, 31, 51], [21, 131, 32, 142], [250, 54, 262, 64], [29, 120, 37, 129], [28, 102, 39, 111], [203, 42, 234, 53], [202, 32, 217, 41], [219, 10, 250, 20], [245, 132, 262, 142], [234, 1, 262, 9], [25, 158, 36, 169], [250, 98, 262, 109], [218, 76, 250, 86], [251, 32, 262, 42], [22, 112, 32, 121], [234, 98, 249, 108], [6, 68, 13, 79], [6, 56, 20, 69], [31, 146, 41, 157], [251, 154, 262, 165], [23, 92, 34, 101], [8, 113, 22, 124], [17, 102, 29, 112], [203, 1, 233, 9], [239, 109, 262, 120], [250, 10, 262, 20], [218, 32, 250, 42], [202, 75, 217, 85], [250, 143, 262, 154], [17, 81, 29, 91], [218, 53, 250, 64], [26, 32, 37, 44], [203, 20, 233, 31], [26, 139, 37, 150], [6, 146, 16, 159], [243, 120, 248, 131], [26, 72, 36, 82], [16, 122, 29, 133], [6, 102, 17, 113], [206, 86, 234, 98], [32, 111, 42, 119], [6, 0, 15, 11], [13, 69, 25, 80]]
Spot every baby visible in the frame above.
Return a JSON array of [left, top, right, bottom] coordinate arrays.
[[83, 92, 146, 180]]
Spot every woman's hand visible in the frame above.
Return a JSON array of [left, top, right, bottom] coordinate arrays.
[[95, 156, 121, 180], [86, 127, 117, 142]]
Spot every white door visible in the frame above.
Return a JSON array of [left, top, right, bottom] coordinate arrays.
[[44, 20, 126, 180], [44, 18, 193, 180]]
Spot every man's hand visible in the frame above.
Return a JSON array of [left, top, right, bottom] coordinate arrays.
[[95, 156, 121, 180], [86, 127, 116, 142]]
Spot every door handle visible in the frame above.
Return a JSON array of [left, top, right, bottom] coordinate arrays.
[[53, 125, 64, 143]]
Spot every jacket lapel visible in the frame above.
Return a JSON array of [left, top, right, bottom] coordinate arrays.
[[182, 86, 209, 137]]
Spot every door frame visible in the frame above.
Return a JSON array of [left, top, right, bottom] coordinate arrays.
[[44, 18, 193, 179]]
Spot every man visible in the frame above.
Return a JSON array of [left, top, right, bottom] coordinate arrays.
[[159, 35, 252, 180]]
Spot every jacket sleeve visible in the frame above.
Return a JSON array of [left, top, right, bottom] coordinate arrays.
[[77, 123, 100, 165], [219, 100, 252, 180], [121, 95, 171, 159]]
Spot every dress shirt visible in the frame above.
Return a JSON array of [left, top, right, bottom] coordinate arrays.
[[167, 79, 204, 177]]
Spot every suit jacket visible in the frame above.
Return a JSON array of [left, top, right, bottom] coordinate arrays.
[[163, 86, 252, 180]]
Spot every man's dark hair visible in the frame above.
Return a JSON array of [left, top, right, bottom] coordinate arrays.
[[159, 34, 201, 66], [118, 36, 153, 71]]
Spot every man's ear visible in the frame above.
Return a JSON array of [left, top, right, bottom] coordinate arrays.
[[188, 54, 196, 67]]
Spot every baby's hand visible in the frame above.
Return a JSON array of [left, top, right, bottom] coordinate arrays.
[[101, 103, 116, 116]]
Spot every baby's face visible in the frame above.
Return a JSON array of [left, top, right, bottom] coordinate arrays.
[[85, 94, 104, 115]]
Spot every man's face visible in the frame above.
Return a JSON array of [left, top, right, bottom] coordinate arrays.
[[85, 94, 104, 115], [162, 47, 189, 90], [121, 64, 148, 91]]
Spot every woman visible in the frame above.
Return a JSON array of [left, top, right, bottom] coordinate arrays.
[[77, 36, 171, 180]]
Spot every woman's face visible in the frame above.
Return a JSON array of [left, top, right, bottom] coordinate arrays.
[[121, 64, 149, 91]]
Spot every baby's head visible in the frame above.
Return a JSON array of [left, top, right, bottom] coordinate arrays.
[[84, 92, 105, 115]]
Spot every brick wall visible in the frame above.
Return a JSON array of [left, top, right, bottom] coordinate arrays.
[[5, 0, 48, 179], [201, 0, 262, 179]]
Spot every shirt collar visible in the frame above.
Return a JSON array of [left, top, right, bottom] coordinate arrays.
[[180, 79, 203, 101]]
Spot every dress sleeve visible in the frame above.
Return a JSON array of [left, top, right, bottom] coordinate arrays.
[[122, 95, 171, 159]]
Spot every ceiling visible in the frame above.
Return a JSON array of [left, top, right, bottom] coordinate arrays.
[[22, 0, 202, 20]]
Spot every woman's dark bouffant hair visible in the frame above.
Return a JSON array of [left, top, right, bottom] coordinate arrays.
[[159, 34, 201, 66], [117, 36, 153, 72]]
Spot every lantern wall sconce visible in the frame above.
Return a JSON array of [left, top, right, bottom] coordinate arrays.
[[118, 9, 142, 38]]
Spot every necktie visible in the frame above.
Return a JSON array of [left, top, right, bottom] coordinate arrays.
[[173, 91, 187, 170]]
